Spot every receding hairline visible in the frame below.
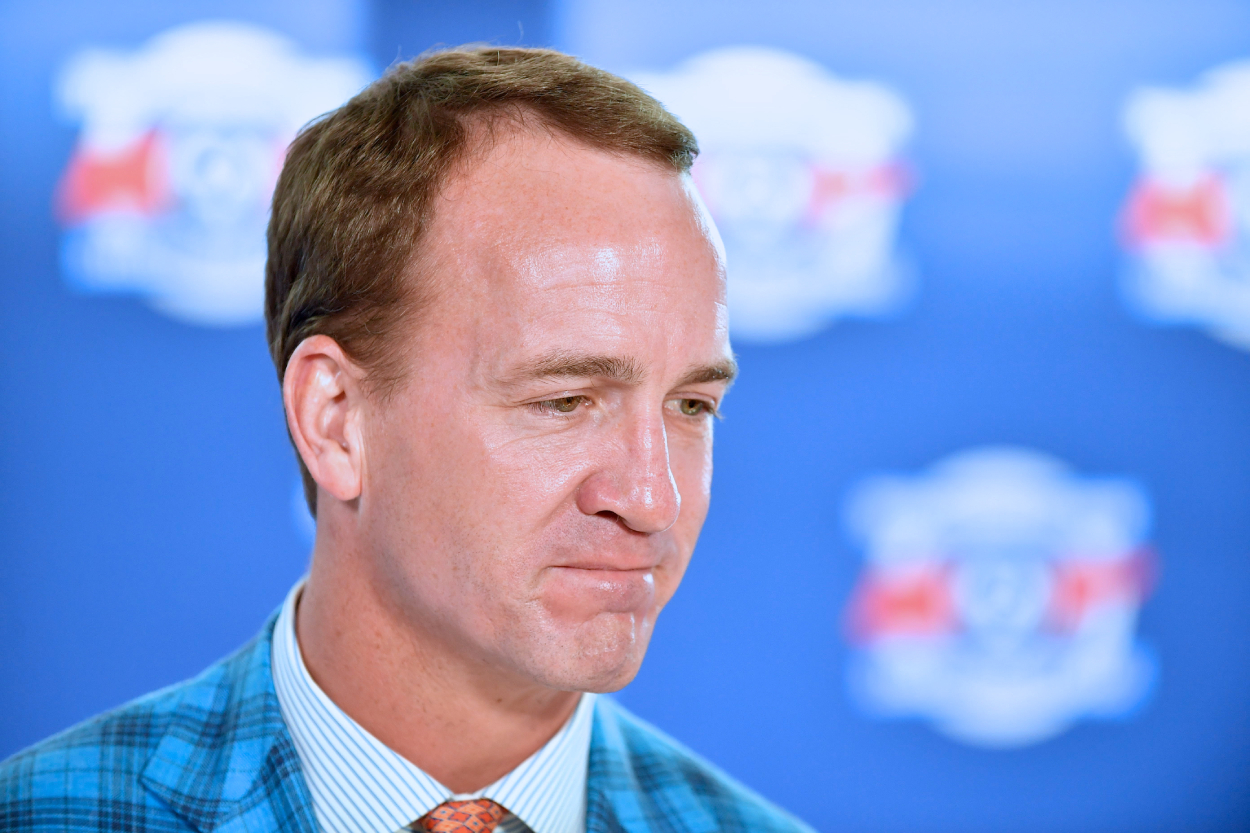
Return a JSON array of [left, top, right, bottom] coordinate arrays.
[[438, 106, 693, 202]]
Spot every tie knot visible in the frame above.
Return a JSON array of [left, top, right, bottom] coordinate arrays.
[[414, 799, 507, 833]]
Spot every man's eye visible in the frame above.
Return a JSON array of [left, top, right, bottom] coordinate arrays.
[[537, 396, 584, 414], [678, 399, 712, 417]]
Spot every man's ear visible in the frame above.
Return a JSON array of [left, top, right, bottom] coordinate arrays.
[[283, 335, 367, 505]]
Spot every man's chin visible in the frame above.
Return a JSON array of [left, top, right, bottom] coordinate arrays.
[[521, 610, 656, 693], [559, 657, 645, 694]]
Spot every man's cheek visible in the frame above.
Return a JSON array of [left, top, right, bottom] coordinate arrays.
[[489, 434, 603, 503], [672, 445, 714, 518]]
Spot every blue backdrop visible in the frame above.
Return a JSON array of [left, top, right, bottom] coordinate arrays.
[[3, 1, 1249, 831]]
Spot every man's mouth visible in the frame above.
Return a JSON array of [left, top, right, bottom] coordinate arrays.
[[552, 547, 663, 573], [545, 565, 658, 613]]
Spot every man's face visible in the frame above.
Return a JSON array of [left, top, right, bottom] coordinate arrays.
[[356, 126, 732, 693]]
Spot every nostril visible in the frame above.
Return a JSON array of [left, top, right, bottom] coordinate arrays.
[[596, 510, 622, 522]]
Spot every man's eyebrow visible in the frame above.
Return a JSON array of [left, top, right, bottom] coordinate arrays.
[[502, 352, 738, 389], [676, 357, 738, 388], [506, 352, 646, 385]]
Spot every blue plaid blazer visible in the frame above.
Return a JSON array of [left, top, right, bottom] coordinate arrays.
[[1, 615, 813, 832]]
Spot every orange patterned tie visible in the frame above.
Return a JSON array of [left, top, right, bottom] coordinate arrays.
[[413, 799, 507, 833]]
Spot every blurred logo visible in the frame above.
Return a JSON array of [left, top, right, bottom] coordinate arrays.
[[632, 47, 915, 343], [1121, 60, 1250, 348], [842, 447, 1157, 747], [53, 21, 372, 325]]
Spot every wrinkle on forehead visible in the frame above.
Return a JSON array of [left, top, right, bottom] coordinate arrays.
[[512, 241, 668, 293]]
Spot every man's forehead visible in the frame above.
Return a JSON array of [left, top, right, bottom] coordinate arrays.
[[418, 131, 722, 299], [409, 123, 730, 387], [507, 241, 674, 296]]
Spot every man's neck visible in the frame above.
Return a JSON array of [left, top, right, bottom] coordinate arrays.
[[295, 543, 581, 794]]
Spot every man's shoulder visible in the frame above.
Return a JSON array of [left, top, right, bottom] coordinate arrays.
[[0, 660, 220, 830], [0, 628, 306, 833], [589, 697, 815, 833]]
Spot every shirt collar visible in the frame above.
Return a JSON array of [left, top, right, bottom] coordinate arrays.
[[272, 580, 595, 833]]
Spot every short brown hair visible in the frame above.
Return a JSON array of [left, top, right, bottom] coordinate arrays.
[[265, 45, 698, 514]]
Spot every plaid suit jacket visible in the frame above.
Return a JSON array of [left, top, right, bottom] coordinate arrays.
[[1, 615, 813, 833]]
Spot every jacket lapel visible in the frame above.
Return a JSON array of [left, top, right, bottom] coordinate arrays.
[[586, 697, 651, 833], [585, 698, 721, 833], [587, 695, 680, 830], [139, 616, 318, 833]]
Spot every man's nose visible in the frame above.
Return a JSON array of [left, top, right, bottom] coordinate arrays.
[[575, 409, 682, 534]]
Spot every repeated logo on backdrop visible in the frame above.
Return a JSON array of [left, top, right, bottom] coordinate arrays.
[[54, 22, 372, 325], [1121, 60, 1250, 348], [842, 448, 1157, 747], [632, 48, 915, 343]]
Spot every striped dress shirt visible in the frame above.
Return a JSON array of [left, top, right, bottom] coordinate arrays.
[[271, 581, 595, 833]]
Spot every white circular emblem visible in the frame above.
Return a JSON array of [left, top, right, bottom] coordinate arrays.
[[632, 47, 916, 343], [1121, 59, 1250, 348], [843, 447, 1158, 747], [54, 21, 373, 325]]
